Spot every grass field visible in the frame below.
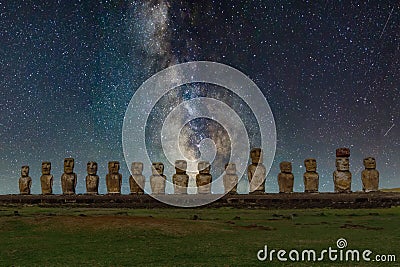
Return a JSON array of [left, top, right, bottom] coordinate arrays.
[[0, 206, 399, 266]]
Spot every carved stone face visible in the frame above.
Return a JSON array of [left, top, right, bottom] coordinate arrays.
[[198, 161, 211, 174], [225, 163, 236, 175], [64, 158, 74, 174], [108, 161, 120, 174], [304, 158, 317, 172], [42, 162, 51, 175], [250, 148, 262, 164], [131, 162, 143, 175], [152, 162, 164, 175], [336, 157, 349, 171], [280, 161, 292, 173], [87, 161, 98, 175], [175, 160, 187, 174], [363, 157, 376, 169], [21, 166, 29, 177]]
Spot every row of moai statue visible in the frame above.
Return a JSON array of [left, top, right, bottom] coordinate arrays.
[[18, 158, 238, 195], [275, 148, 379, 193], [18, 148, 379, 195]]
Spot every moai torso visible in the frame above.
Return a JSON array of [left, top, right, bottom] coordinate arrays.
[[247, 148, 266, 193], [61, 158, 77, 195], [86, 161, 99, 195], [19, 165, 32, 195], [333, 148, 352, 193], [150, 162, 166, 194], [223, 163, 238, 194], [129, 162, 145, 194], [106, 161, 122, 194], [303, 158, 319, 193], [196, 161, 212, 194], [40, 162, 53, 195], [362, 157, 379, 192], [278, 161, 294, 193], [173, 160, 189, 194]]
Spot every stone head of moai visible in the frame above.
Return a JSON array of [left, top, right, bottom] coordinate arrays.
[[280, 161, 292, 173], [336, 157, 350, 171], [336, 147, 350, 157], [87, 161, 98, 175], [152, 162, 164, 175], [363, 157, 376, 169], [42, 162, 51, 175], [64, 158, 75, 174], [108, 161, 120, 174], [225, 163, 237, 175], [304, 158, 317, 172], [250, 148, 263, 164], [198, 161, 211, 174], [175, 160, 187, 174], [131, 162, 143, 175], [21, 166, 29, 177]]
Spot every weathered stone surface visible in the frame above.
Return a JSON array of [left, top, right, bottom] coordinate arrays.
[[223, 163, 238, 194], [19, 166, 32, 195], [150, 162, 166, 194], [173, 160, 189, 194], [61, 158, 77, 195], [333, 157, 352, 193], [303, 158, 319, 193], [106, 161, 122, 194], [247, 148, 266, 194], [86, 161, 99, 195], [278, 161, 294, 193], [40, 162, 53, 195], [362, 157, 379, 192], [129, 162, 145, 194], [196, 161, 212, 194]]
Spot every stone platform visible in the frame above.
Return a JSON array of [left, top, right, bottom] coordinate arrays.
[[1, 192, 400, 209]]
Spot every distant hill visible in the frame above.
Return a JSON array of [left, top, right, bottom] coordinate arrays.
[[381, 188, 400, 192]]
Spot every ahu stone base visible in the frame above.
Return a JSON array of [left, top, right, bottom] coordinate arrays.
[[0, 192, 399, 209]]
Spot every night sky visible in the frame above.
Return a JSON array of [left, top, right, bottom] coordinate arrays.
[[1, 1, 399, 195]]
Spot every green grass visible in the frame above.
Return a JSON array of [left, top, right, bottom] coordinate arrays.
[[0, 206, 399, 266]]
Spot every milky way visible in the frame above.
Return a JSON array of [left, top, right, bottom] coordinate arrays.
[[0, 1, 399, 194]]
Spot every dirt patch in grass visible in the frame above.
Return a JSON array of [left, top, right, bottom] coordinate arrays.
[[340, 223, 384, 230], [10, 214, 221, 236]]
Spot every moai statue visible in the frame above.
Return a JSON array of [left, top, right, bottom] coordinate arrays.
[[129, 162, 145, 194], [106, 161, 122, 194], [361, 157, 379, 192], [333, 148, 352, 193], [278, 161, 294, 193], [196, 161, 212, 194], [173, 160, 189, 194], [247, 148, 266, 194], [61, 158, 77, 195], [40, 161, 53, 195], [150, 162, 166, 194], [303, 158, 319, 193], [86, 161, 99, 195], [19, 166, 32, 195], [223, 163, 238, 194]]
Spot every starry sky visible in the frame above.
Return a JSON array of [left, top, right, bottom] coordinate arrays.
[[0, 0, 399, 195]]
